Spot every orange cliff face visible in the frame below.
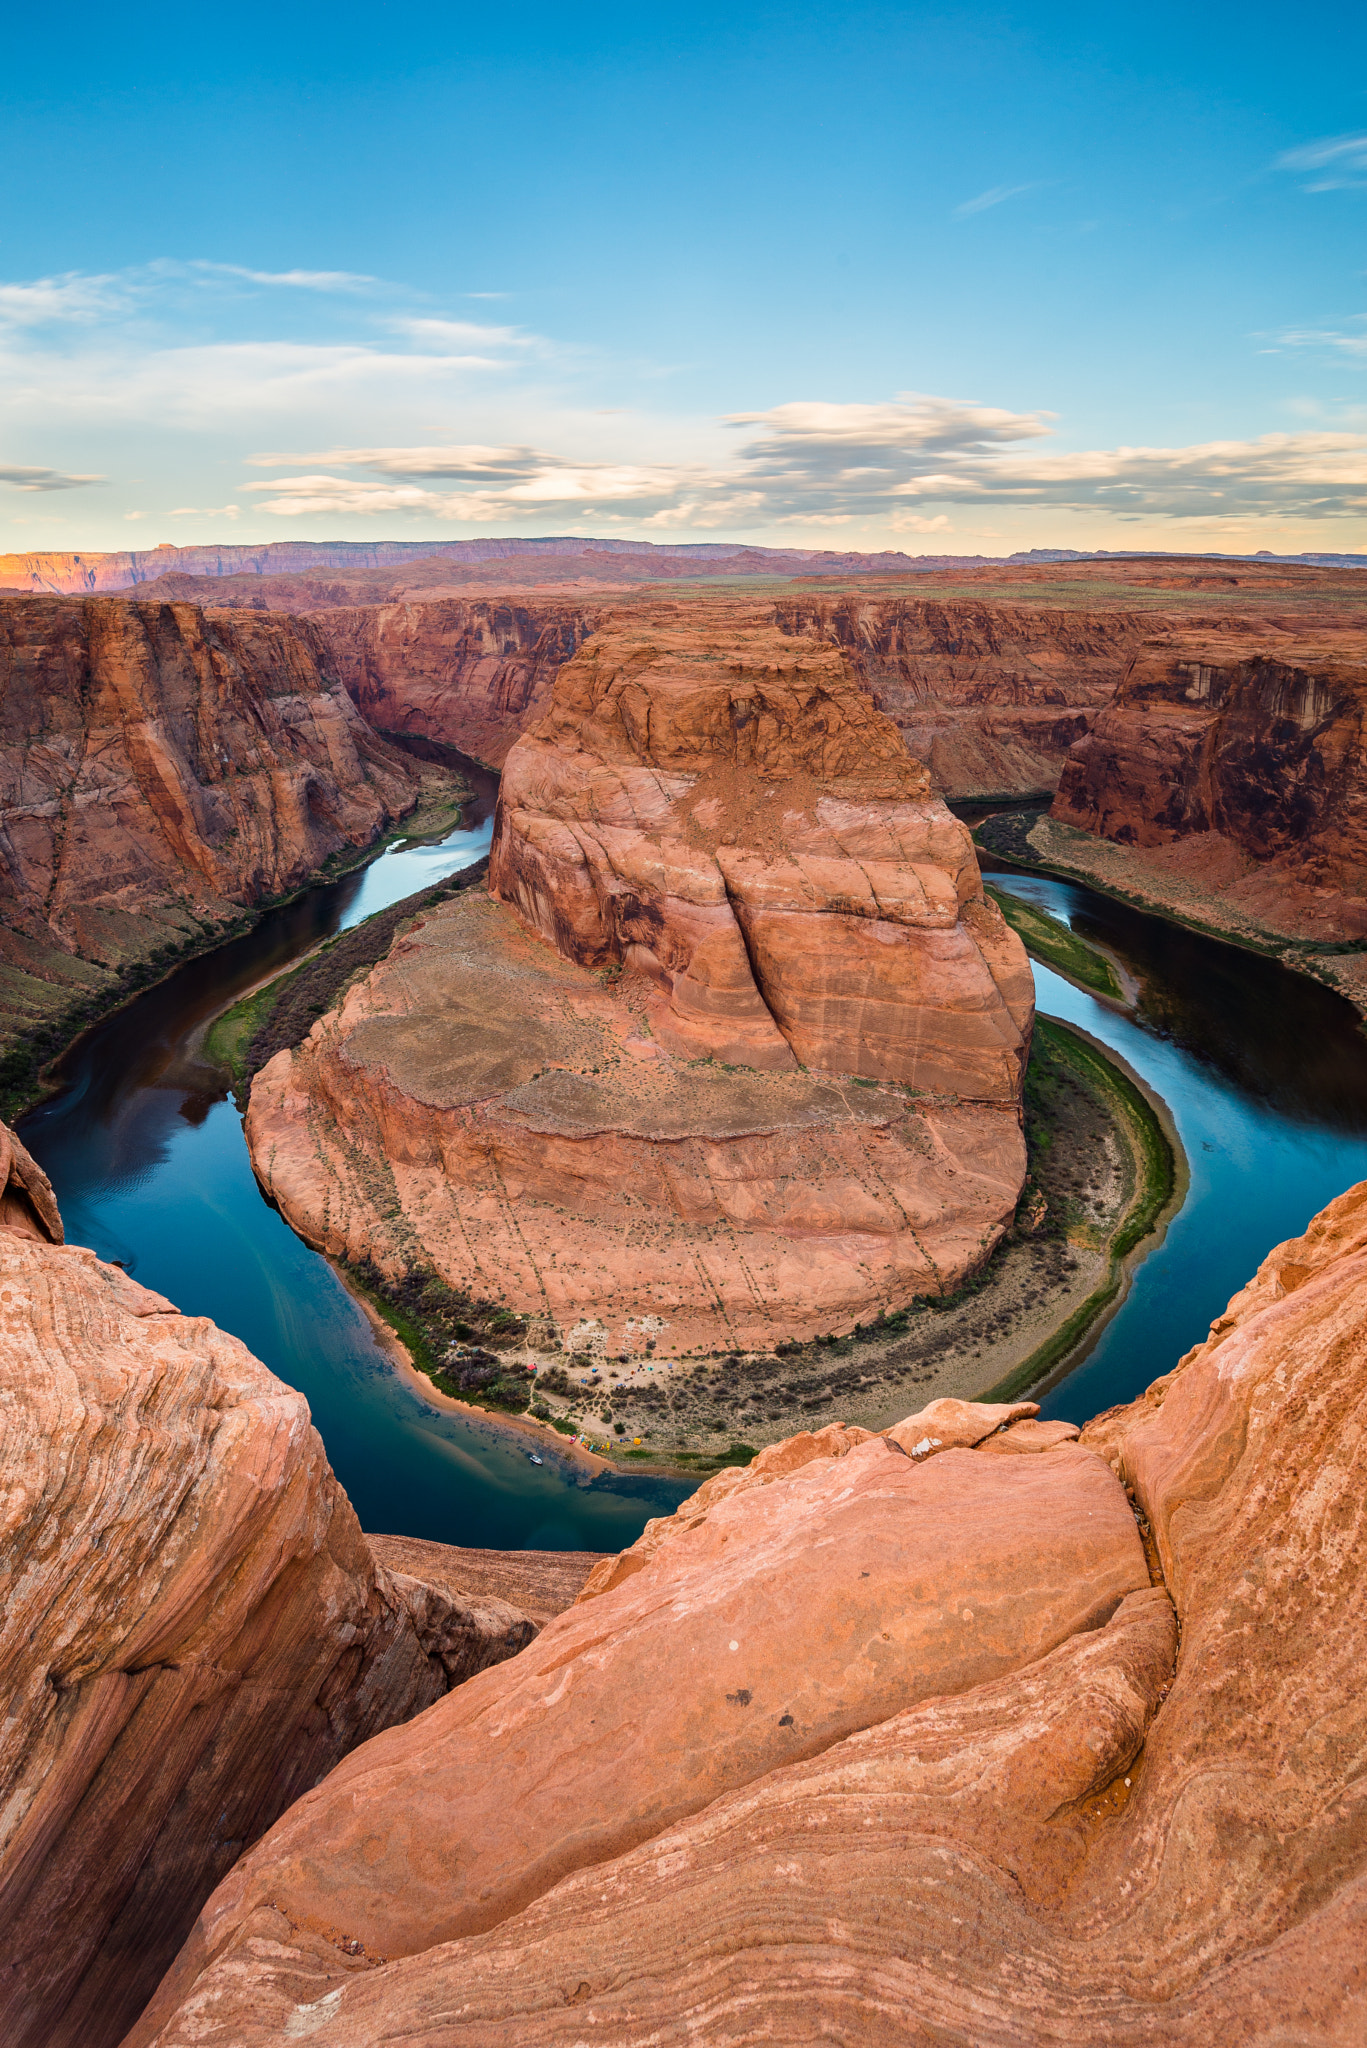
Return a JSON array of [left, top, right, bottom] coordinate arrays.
[[1051, 624, 1367, 937], [244, 617, 1032, 1355], [0, 595, 422, 1064], [490, 616, 1032, 1095], [307, 598, 607, 769], [125, 1178, 1367, 2046], [0, 1120, 538, 2048], [776, 591, 1138, 798]]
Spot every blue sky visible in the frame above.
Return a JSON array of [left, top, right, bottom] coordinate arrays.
[[3, 0, 1365, 556]]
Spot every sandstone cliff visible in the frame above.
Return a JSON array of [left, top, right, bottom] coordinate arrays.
[[128, 1183, 1367, 2044], [308, 599, 607, 767], [1052, 623, 1367, 938], [777, 592, 1138, 797], [0, 595, 422, 1087], [245, 615, 1031, 1351], [0, 1125, 536, 2048]]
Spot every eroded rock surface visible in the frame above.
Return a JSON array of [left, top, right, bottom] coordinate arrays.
[[128, 1184, 1367, 2044], [0, 595, 420, 1075], [1053, 626, 1367, 938], [246, 616, 1031, 1351], [128, 1403, 1150, 2043], [491, 616, 1032, 1092], [0, 1173, 536, 2048]]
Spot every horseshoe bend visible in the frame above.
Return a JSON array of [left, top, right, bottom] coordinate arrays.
[[2, 558, 1367, 2048], [245, 615, 1034, 1352]]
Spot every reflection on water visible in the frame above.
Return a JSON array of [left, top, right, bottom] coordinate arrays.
[[21, 780, 689, 1549], [984, 864, 1367, 1424]]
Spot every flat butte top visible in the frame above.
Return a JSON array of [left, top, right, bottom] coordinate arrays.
[[339, 890, 904, 1139]]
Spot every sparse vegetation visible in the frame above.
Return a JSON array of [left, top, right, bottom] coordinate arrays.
[[986, 883, 1125, 1001]]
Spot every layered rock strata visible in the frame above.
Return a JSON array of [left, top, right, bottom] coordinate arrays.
[[0, 596, 421, 1074], [130, 1183, 1367, 2044], [0, 1141, 536, 2048], [309, 599, 606, 767], [1053, 629, 1367, 937], [246, 618, 1032, 1350], [777, 593, 1140, 797], [490, 618, 1032, 1091]]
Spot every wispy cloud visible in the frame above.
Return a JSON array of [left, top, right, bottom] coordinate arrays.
[[0, 462, 104, 491], [187, 261, 379, 292], [1273, 317, 1367, 359], [236, 400, 1367, 527], [1275, 133, 1367, 192], [0, 273, 126, 326], [953, 182, 1040, 217]]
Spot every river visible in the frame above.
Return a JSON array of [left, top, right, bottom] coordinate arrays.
[[20, 802, 1367, 1533], [982, 862, 1367, 1424], [18, 783, 691, 1550]]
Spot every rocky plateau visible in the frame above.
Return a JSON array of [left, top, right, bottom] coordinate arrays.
[[245, 613, 1033, 1352]]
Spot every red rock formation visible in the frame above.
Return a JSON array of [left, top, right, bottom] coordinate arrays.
[[0, 1132, 536, 2048], [491, 614, 1032, 1092], [244, 614, 1031, 1351], [127, 1403, 1150, 2043], [1052, 626, 1367, 935], [0, 538, 986, 599], [0, 1113, 63, 1242], [777, 592, 1144, 797], [126, 1185, 1367, 2045], [309, 599, 607, 767], [0, 595, 421, 1072]]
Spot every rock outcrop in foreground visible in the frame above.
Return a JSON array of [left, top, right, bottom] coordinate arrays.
[[1052, 624, 1367, 938], [128, 1184, 1367, 2044], [0, 1134, 537, 2048], [0, 595, 420, 1079], [247, 617, 1031, 1350]]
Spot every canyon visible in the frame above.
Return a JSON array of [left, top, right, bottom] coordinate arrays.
[[0, 594, 429, 1094], [244, 613, 1033, 1354], [109, 1179, 1367, 2044], [1051, 621, 1367, 942], [0, 1122, 556, 2048], [1, 552, 1366, 2043]]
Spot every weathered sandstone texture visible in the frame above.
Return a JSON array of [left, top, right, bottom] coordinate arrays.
[[0, 596, 421, 1075], [364, 1538, 607, 1625], [309, 599, 606, 767], [246, 617, 1032, 1350], [1052, 626, 1367, 938], [128, 1403, 1152, 2042], [777, 593, 1139, 797], [130, 1184, 1367, 2044], [0, 1143, 537, 2048], [490, 618, 1032, 1090]]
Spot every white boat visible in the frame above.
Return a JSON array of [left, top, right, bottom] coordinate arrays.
[[527, 1451, 544, 1465]]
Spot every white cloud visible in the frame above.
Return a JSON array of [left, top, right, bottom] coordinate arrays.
[[0, 462, 104, 491], [1275, 133, 1367, 192], [953, 182, 1040, 217], [1275, 319, 1367, 359], [388, 317, 536, 350], [188, 261, 378, 292], [0, 273, 126, 326], [236, 404, 1367, 528], [167, 503, 241, 518]]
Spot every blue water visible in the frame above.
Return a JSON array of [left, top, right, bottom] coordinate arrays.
[[20, 795, 689, 1550], [986, 869, 1367, 1424]]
